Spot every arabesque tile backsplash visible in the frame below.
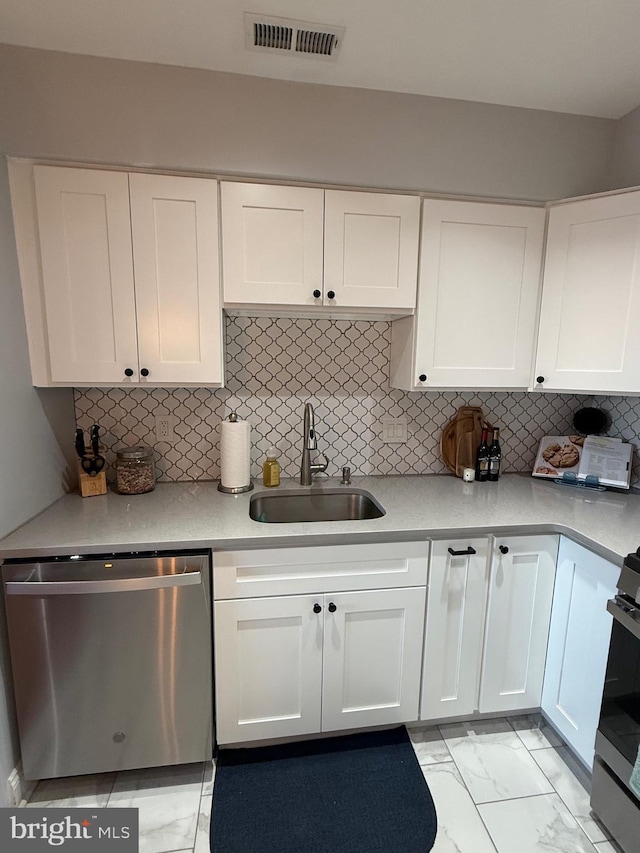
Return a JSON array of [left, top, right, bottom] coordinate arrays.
[[74, 317, 640, 487]]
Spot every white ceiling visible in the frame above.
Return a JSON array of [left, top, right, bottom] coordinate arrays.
[[1, 0, 640, 119]]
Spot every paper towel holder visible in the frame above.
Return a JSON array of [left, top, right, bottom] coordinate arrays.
[[217, 412, 254, 494]]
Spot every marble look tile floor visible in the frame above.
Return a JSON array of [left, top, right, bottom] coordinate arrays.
[[25, 714, 623, 853]]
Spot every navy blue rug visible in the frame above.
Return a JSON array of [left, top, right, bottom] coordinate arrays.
[[210, 727, 437, 853]]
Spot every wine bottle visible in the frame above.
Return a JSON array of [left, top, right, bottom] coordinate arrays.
[[475, 427, 490, 482], [488, 428, 502, 481]]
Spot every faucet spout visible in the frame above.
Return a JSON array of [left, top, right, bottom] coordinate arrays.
[[300, 403, 329, 486]]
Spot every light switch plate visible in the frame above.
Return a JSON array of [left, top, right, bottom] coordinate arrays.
[[381, 416, 408, 444]]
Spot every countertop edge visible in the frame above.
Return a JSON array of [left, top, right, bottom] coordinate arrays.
[[0, 475, 636, 568]]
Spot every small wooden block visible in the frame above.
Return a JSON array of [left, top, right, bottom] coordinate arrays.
[[78, 461, 107, 497]]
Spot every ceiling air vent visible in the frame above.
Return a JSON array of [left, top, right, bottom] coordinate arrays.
[[245, 13, 345, 61]]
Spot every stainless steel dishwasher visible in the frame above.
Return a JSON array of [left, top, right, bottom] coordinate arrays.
[[2, 551, 213, 780]]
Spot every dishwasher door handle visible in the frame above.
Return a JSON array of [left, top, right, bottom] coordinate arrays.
[[5, 572, 202, 596]]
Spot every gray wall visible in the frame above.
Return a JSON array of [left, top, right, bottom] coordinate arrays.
[[0, 41, 627, 800], [612, 103, 640, 189], [0, 158, 73, 805], [0, 43, 617, 201]]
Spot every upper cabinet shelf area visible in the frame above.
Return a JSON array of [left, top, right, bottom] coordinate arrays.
[[221, 182, 420, 315], [12, 164, 223, 387]]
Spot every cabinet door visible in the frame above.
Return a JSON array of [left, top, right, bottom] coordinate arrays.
[[221, 182, 324, 306], [420, 539, 490, 721], [414, 200, 545, 389], [541, 538, 619, 769], [479, 535, 558, 714], [324, 190, 419, 310], [33, 166, 138, 384], [214, 596, 323, 745], [129, 174, 223, 385], [536, 191, 640, 394], [321, 587, 426, 732]]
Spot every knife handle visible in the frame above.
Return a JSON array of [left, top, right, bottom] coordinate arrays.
[[75, 428, 86, 458], [90, 424, 100, 457]]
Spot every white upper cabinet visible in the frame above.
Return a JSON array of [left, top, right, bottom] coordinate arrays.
[[221, 182, 419, 313], [323, 190, 419, 310], [390, 200, 545, 390], [129, 173, 223, 386], [17, 164, 223, 387], [535, 190, 640, 395], [33, 166, 139, 385], [221, 183, 324, 307]]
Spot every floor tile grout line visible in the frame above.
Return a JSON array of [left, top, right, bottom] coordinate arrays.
[[435, 719, 501, 809], [476, 789, 603, 852], [409, 733, 501, 853], [527, 747, 613, 844], [476, 790, 603, 853]]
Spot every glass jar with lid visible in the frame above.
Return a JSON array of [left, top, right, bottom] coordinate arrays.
[[115, 445, 156, 495]]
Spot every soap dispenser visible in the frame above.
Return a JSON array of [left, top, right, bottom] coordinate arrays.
[[262, 447, 281, 487]]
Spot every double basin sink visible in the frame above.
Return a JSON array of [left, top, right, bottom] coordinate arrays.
[[250, 488, 386, 524]]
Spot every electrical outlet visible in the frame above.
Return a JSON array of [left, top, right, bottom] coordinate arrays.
[[381, 416, 408, 444], [155, 415, 177, 443]]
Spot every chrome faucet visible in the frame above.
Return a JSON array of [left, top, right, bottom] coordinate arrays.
[[300, 403, 329, 486]]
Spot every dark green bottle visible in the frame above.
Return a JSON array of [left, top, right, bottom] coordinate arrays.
[[488, 428, 502, 482], [475, 427, 490, 482]]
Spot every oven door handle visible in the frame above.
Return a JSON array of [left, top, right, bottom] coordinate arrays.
[[607, 597, 640, 641]]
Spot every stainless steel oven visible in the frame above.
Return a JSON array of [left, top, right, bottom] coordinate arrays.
[[591, 550, 640, 852]]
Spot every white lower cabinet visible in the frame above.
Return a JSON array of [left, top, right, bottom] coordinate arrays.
[[420, 538, 489, 720], [541, 537, 619, 769], [479, 535, 558, 714], [214, 594, 323, 744], [420, 534, 558, 721], [213, 542, 428, 745]]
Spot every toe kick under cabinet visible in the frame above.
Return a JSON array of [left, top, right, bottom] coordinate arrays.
[[213, 542, 428, 745]]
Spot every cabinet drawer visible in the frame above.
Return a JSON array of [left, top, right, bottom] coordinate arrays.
[[213, 541, 429, 599]]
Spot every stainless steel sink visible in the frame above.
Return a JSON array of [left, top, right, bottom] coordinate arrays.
[[249, 489, 386, 523]]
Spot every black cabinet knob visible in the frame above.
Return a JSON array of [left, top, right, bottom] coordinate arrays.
[[536, 376, 545, 384], [328, 602, 337, 613], [313, 289, 321, 299], [499, 545, 509, 554], [419, 374, 427, 382], [124, 368, 134, 377], [313, 603, 322, 614], [140, 368, 150, 377], [448, 546, 477, 556], [327, 290, 335, 300]]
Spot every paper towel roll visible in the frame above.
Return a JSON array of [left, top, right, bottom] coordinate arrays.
[[220, 417, 251, 489]]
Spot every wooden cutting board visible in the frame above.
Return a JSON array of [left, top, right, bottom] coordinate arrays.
[[440, 406, 492, 477]]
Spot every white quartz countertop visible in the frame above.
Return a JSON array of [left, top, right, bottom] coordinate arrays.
[[1, 474, 639, 565]]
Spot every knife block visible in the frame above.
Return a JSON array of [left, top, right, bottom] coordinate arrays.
[[77, 458, 107, 498]]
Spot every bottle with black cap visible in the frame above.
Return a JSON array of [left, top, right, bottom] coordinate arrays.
[[488, 428, 502, 481], [475, 427, 490, 482]]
